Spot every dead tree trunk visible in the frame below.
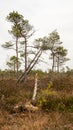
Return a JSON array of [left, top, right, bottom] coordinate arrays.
[[32, 73, 38, 101]]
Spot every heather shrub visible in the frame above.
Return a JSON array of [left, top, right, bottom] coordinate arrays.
[[0, 80, 33, 112]]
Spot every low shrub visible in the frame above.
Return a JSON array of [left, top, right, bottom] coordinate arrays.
[[0, 80, 33, 112], [38, 96, 73, 112], [37, 82, 73, 112]]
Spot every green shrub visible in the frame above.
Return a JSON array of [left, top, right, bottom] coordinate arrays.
[[61, 96, 73, 112], [37, 82, 57, 110], [38, 96, 73, 112], [37, 82, 73, 112]]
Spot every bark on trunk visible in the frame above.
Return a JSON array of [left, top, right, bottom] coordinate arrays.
[[25, 37, 27, 71], [57, 56, 60, 73], [32, 73, 38, 101], [16, 37, 18, 76], [17, 49, 42, 83], [52, 52, 55, 72]]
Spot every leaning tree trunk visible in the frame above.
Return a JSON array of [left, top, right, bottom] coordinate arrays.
[[17, 49, 42, 83]]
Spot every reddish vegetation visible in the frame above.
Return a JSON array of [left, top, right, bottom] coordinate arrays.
[[0, 110, 73, 130], [0, 75, 73, 130]]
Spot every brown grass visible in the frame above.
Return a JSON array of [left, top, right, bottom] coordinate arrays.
[[0, 110, 73, 130], [0, 75, 73, 130]]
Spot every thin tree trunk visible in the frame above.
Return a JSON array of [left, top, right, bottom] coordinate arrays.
[[25, 37, 27, 71], [52, 52, 55, 72], [19, 50, 41, 82], [57, 56, 60, 73], [16, 37, 18, 76], [14, 61, 15, 77], [17, 49, 42, 82], [24, 37, 27, 80]]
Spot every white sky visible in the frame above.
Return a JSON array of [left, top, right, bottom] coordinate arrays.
[[0, 0, 73, 71]]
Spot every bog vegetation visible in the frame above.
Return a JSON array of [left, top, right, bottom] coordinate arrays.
[[0, 70, 73, 129], [0, 11, 73, 130], [0, 70, 73, 112]]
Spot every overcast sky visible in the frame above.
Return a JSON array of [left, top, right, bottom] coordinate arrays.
[[0, 0, 73, 71]]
